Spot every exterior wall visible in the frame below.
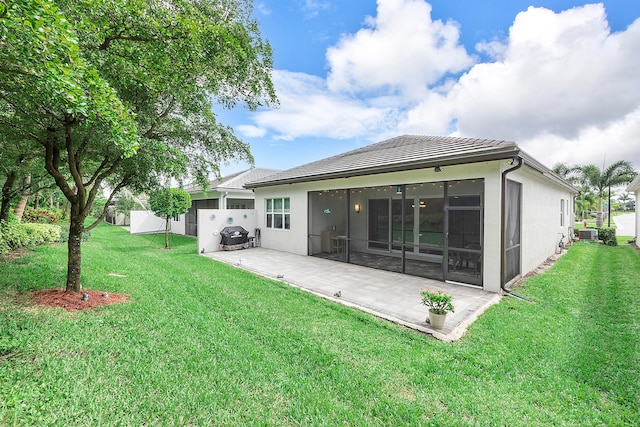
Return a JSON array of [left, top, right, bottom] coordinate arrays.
[[129, 210, 186, 235], [253, 160, 576, 293], [253, 161, 507, 292], [253, 185, 309, 255], [197, 209, 258, 253], [625, 177, 639, 244], [508, 166, 575, 277], [634, 188, 640, 247]]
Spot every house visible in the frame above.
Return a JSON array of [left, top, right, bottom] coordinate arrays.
[[244, 135, 578, 293], [183, 168, 279, 236], [626, 175, 640, 245]]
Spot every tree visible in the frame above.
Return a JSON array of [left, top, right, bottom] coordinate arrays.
[[578, 161, 637, 227], [1, 0, 276, 292], [618, 193, 632, 212], [552, 162, 581, 184], [149, 188, 191, 249], [575, 191, 596, 220]]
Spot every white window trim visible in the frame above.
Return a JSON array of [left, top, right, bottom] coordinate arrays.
[[266, 197, 291, 230]]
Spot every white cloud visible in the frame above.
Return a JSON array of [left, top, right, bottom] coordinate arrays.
[[326, 0, 474, 99], [255, 2, 271, 16], [301, 0, 331, 18], [396, 3, 640, 167], [242, 1, 640, 169], [522, 107, 640, 170], [237, 125, 267, 138], [253, 70, 396, 140], [450, 4, 640, 142]]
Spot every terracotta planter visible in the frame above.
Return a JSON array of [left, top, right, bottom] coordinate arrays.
[[428, 309, 447, 329]]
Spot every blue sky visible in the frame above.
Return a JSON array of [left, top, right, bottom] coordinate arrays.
[[217, 0, 640, 176]]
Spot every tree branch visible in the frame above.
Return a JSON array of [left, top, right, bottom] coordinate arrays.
[[143, 96, 175, 138], [85, 178, 129, 231], [84, 156, 110, 188], [44, 127, 75, 202], [0, 120, 44, 144], [0, 65, 39, 77], [64, 115, 84, 200]]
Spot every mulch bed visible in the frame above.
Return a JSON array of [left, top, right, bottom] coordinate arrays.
[[30, 288, 130, 312]]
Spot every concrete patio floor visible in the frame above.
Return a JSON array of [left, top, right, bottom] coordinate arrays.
[[204, 248, 501, 341]]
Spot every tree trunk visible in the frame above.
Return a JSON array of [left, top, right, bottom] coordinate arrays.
[[63, 199, 69, 219], [0, 171, 17, 222], [13, 174, 31, 221], [165, 217, 170, 249], [66, 205, 86, 293], [596, 211, 604, 228]]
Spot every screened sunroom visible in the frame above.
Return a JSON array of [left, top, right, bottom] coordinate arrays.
[[308, 179, 484, 287]]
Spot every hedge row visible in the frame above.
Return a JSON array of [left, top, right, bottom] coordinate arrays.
[[0, 221, 62, 256]]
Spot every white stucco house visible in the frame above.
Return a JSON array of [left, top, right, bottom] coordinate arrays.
[[183, 168, 279, 236], [244, 135, 578, 293], [626, 175, 640, 245], [129, 168, 278, 237]]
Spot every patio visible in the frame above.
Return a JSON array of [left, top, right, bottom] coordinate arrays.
[[204, 247, 501, 341]]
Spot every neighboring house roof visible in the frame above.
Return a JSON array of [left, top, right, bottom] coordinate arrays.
[[627, 174, 640, 192], [186, 168, 280, 194], [245, 135, 577, 192]]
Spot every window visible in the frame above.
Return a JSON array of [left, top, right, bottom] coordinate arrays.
[[560, 199, 565, 226], [266, 198, 290, 230]]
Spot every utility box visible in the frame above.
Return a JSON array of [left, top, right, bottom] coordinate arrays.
[[579, 228, 598, 241]]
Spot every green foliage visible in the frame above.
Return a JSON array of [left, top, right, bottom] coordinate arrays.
[[597, 227, 617, 246], [22, 208, 61, 224], [90, 196, 109, 218], [0, 0, 140, 154], [149, 188, 191, 219], [0, 221, 61, 255], [420, 289, 455, 314], [114, 192, 136, 215]]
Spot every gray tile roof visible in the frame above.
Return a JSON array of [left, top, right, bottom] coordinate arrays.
[[627, 174, 640, 192], [186, 168, 280, 193], [246, 135, 520, 188]]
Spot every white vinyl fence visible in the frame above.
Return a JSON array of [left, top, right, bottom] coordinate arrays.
[[129, 210, 186, 235]]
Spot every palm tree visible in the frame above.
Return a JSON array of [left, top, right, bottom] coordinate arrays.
[[618, 192, 632, 212], [552, 162, 581, 184], [578, 161, 637, 227], [575, 191, 596, 220]]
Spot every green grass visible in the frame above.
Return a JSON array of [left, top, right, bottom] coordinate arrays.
[[1, 224, 639, 426]]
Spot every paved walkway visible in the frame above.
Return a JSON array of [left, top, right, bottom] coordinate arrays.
[[204, 248, 501, 341]]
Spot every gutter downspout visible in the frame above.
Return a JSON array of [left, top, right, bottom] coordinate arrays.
[[500, 156, 523, 294]]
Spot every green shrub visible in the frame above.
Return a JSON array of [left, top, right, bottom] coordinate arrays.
[[597, 227, 617, 246], [0, 221, 61, 255], [23, 208, 62, 224]]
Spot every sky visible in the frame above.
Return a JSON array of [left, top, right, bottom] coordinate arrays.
[[216, 0, 640, 178]]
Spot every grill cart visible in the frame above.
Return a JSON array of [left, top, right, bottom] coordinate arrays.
[[219, 226, 250, 251]]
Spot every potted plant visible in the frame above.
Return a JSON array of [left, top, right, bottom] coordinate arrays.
[[421, 289, 455, 329]]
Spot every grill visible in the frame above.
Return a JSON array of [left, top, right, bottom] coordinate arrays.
[[219, 226, 250, 251]]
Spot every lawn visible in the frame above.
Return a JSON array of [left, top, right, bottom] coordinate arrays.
[[1, 224, 639, 426]]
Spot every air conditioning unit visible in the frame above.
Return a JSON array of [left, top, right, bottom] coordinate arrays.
[[578, 228, 598, 241]]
